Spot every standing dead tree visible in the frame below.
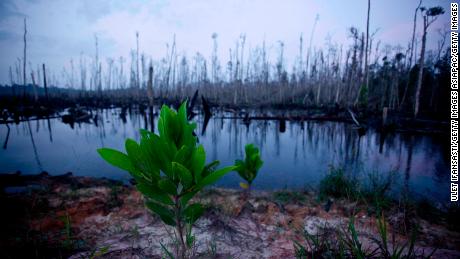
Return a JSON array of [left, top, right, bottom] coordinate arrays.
[[355, 0, 371, 106], [42, 64, 49, 102], [400, 0, 422, 109], [23, 17, 27, 97], [306, 14, 319, 79], [413, 6, 444, 117]]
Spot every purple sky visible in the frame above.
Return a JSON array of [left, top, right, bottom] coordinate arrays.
[[0, 0, 451, 85]]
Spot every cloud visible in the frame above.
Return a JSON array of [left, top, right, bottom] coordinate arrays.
[[0, 0, 24, 21], [76, 0, 112, 23], [0, 30, 21, 41], [0, 0, 452, 84]]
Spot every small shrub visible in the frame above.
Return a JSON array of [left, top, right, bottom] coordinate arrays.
[[234, 143, 263, 190], [98, 102, 235, 258], [361, 171, 395, 214]]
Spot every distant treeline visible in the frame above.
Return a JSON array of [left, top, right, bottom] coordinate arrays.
[[5, 5, 448, 119]]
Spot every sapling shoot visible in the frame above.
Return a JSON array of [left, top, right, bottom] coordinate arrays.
[[97, 102, 235, 258], [235, 144, 263, 193]]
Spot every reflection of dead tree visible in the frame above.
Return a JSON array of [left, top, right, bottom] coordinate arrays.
[[27, 120, 42, 171], [47, 117, 53, 142], [2, 124, 10, 149]]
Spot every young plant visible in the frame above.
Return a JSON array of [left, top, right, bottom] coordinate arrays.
[[97, 102, 234, 258], [235, 144, 263, 190]]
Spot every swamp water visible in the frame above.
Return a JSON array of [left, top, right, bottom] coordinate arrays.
[[0, 108, 449, 203]]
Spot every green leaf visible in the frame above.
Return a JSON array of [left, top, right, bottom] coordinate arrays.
[[139, 137, 161, 176], [191, 145, 206, 183], [177, 101, 188, 124], [180, 189, 198, 207], [145, 200, 176, 226], [136, 182, 174, 205], [140, 128, 154, 139], [180, 122, 197, 148], [158, 104, 170, 138], [172, 162, 193, 189], [202, 160, 220, 179], [150, 135, 174, 176], [173, 145, 193, 168], [125, 139, 148, 172], [158, 178, 177, 195], [196, 166, 236, 190], [97, 148, 136, 172], [160, 242, 175, 259], [183, 203, 204, 224]]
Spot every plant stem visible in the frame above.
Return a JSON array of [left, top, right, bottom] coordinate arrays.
[[174, 196, 187, 258]]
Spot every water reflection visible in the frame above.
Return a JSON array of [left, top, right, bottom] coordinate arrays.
[[0, 108, 449, 202]]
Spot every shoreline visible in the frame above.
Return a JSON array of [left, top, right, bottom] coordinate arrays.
[[0, 93, 449, 135]]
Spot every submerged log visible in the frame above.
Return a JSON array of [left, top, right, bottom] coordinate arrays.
[[347, 108, 361, 127]]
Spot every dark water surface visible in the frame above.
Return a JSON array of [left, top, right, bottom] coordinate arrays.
[[0, 108, 449, 202]]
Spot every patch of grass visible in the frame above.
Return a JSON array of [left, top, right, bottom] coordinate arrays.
[[360, 171, 395, 214], [294, 215, 436, 259], [318, 167, 360, 201], [293, 223, 343, 258], [318, 167, 399, 216]]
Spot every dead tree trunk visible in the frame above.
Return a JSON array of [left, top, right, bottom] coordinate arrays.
[[355, 0, 371, 106], [400, 0, 422, 109], [23, 18, 27, 97], [42, 64, 49, 103], [30, 71, 38, 102], [147, 65, 154, 106], [414, 6, 444, 117]]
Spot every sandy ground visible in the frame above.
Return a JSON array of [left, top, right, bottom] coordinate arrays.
[[1, 173, 459, 258]]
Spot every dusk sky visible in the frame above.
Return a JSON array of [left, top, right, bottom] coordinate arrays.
[[0, 0, 450, 85]]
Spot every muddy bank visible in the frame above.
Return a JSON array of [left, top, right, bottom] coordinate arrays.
[[1, 172, 459, 258]]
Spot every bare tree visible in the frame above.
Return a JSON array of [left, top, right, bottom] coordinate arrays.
[[147, 65, 154, 106], [400, 0, 422, 109], [409, 0, 422, 69], [23, 17, 27, 95], [355, 0, 371, 105], [414, 6, 444, 117], [119, 56, 124, 89], [211, 33, 218, 84], [136, 31, 140, 89], [80, 53, 87, 91], [306, 14, 319, 77]]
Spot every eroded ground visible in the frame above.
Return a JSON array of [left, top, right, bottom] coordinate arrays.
[[1, 173, 459, 258]]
